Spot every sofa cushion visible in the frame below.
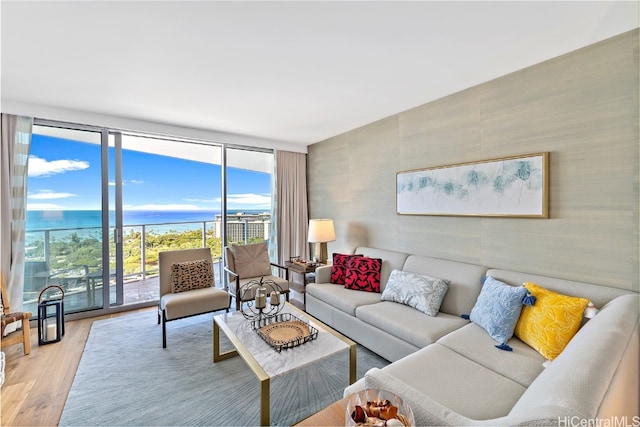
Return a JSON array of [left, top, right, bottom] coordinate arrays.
[[437, 323, 546, 387], [305, 282, 381, 316], [515, 282, 589, 360], [381, 269, 449, 316], [402, 255, 487, 316], [170, 259, 214, 293], [469, 276, 528, 347], [344, 256, 382, 292], [486, 269, 631, 309], [355, 247, 410, 292], [356, 301, 468, 349], [374, 343, 527, 420], [160, 286, 229, 320]]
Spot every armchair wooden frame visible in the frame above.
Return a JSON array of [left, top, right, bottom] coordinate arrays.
[[1, 273, 32, 355]]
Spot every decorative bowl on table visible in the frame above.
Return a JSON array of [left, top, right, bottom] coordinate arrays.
[[345, 389, 414, 426]]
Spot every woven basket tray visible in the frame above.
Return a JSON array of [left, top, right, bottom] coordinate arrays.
[[253, 313, 318, 352]]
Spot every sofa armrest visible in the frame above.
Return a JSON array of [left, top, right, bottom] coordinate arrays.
[[315, 265, 332, 283], [343, 377, 366, 397]]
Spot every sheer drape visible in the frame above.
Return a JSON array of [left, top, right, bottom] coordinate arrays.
[[1, 114, 33, 333], [269, 150, 309, 264]]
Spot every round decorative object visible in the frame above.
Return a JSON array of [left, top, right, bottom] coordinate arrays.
[[253, 312, 319, 352], [238, 277, 284, 321], [259, 321, 309, 343], [345, 389, 415, 426]]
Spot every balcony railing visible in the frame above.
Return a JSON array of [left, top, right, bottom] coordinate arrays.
[[24, 218, 264, 314]]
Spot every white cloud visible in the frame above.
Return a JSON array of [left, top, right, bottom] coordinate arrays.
[[29, 190, 77, 200], [183, 198, 219, 203], [123, 203, 204, 211], [28, 155, 89, 177], [227, 193, 271, 207], [123, 194, 271, 211]]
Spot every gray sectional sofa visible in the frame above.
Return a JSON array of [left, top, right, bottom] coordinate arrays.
[[305, 247, 639, 425]]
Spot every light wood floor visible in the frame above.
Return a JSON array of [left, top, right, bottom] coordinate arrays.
[[1, 307, 154, 427]]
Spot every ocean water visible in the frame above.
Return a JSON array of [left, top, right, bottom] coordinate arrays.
[[26, 210, 266, 231]]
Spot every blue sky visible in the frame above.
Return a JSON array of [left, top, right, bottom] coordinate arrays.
[[27, 134, 272, 211]]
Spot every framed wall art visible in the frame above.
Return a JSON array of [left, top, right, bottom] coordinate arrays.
[[396, 152, 549, 218]]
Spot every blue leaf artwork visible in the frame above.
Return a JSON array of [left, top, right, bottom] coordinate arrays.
[[396, 153, 548, 217]]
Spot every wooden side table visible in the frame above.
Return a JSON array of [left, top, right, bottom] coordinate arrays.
[[285, 260, 322, 310], [294, 396, 349, 426]]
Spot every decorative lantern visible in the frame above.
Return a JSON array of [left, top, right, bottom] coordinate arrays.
[[38, 285, 65, 345], [238, 277, 284, 322]]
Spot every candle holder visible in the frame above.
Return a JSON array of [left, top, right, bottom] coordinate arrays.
[[37, 285, 65, 345], [238, 277, 284, 322]]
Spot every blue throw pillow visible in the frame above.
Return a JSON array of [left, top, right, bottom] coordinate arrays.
[[469, 276, 528, 348]]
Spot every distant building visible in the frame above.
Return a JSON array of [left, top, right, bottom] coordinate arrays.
[[214, 212, 270, 243]]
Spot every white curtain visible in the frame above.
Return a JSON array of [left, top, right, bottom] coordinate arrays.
[[1, 114, 33, 331], [269, 151, 309, 265]]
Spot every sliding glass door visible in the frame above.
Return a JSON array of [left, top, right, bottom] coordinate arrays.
[[24, 121, 275, 317], [115, 134, 223, 304], [24, 125, 106, 314]]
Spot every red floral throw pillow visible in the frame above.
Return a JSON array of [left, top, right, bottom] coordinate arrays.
[[330, 253, 362, 285], [344, 256, 382, 292]]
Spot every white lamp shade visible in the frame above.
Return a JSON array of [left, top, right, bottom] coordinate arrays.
[[308, 219, 336, 243]]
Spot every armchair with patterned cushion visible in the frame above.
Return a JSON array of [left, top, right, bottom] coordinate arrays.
[[223, 242, 289, 310], [158, 248, 230, 348]]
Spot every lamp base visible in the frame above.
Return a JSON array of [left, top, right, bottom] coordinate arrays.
[[313, 242, 329, 265]]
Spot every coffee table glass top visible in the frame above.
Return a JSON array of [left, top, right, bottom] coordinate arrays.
[[214, 303, 351, 378]]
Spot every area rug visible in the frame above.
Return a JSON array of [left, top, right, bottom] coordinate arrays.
[[59, 310, 389, 426]]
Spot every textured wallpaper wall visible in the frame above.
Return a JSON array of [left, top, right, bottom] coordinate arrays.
[[307, 29, 639, 291]]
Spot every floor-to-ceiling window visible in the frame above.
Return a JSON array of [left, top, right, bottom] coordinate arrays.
[[113, 133, 224, 306], [225, 147, 273, 245], [23, 120, 274, 318], [24, 125, 105, 314]]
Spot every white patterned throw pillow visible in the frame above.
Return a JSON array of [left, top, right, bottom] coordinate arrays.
[[381, 269, 450, 316]]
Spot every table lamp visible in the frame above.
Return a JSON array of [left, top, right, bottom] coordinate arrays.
[[308, 219, 336, 264]]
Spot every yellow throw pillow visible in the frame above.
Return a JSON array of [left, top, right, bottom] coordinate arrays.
[[514, 282, 589, 360]]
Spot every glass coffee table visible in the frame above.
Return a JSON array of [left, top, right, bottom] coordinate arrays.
[[213, 302, 356, 426]]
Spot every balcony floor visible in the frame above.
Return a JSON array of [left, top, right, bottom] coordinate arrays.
[[24, 264, 305, 316], [24, 267, 223, 315]]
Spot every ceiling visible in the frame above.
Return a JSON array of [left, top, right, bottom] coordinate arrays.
[[1, 1, 638, 149]]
